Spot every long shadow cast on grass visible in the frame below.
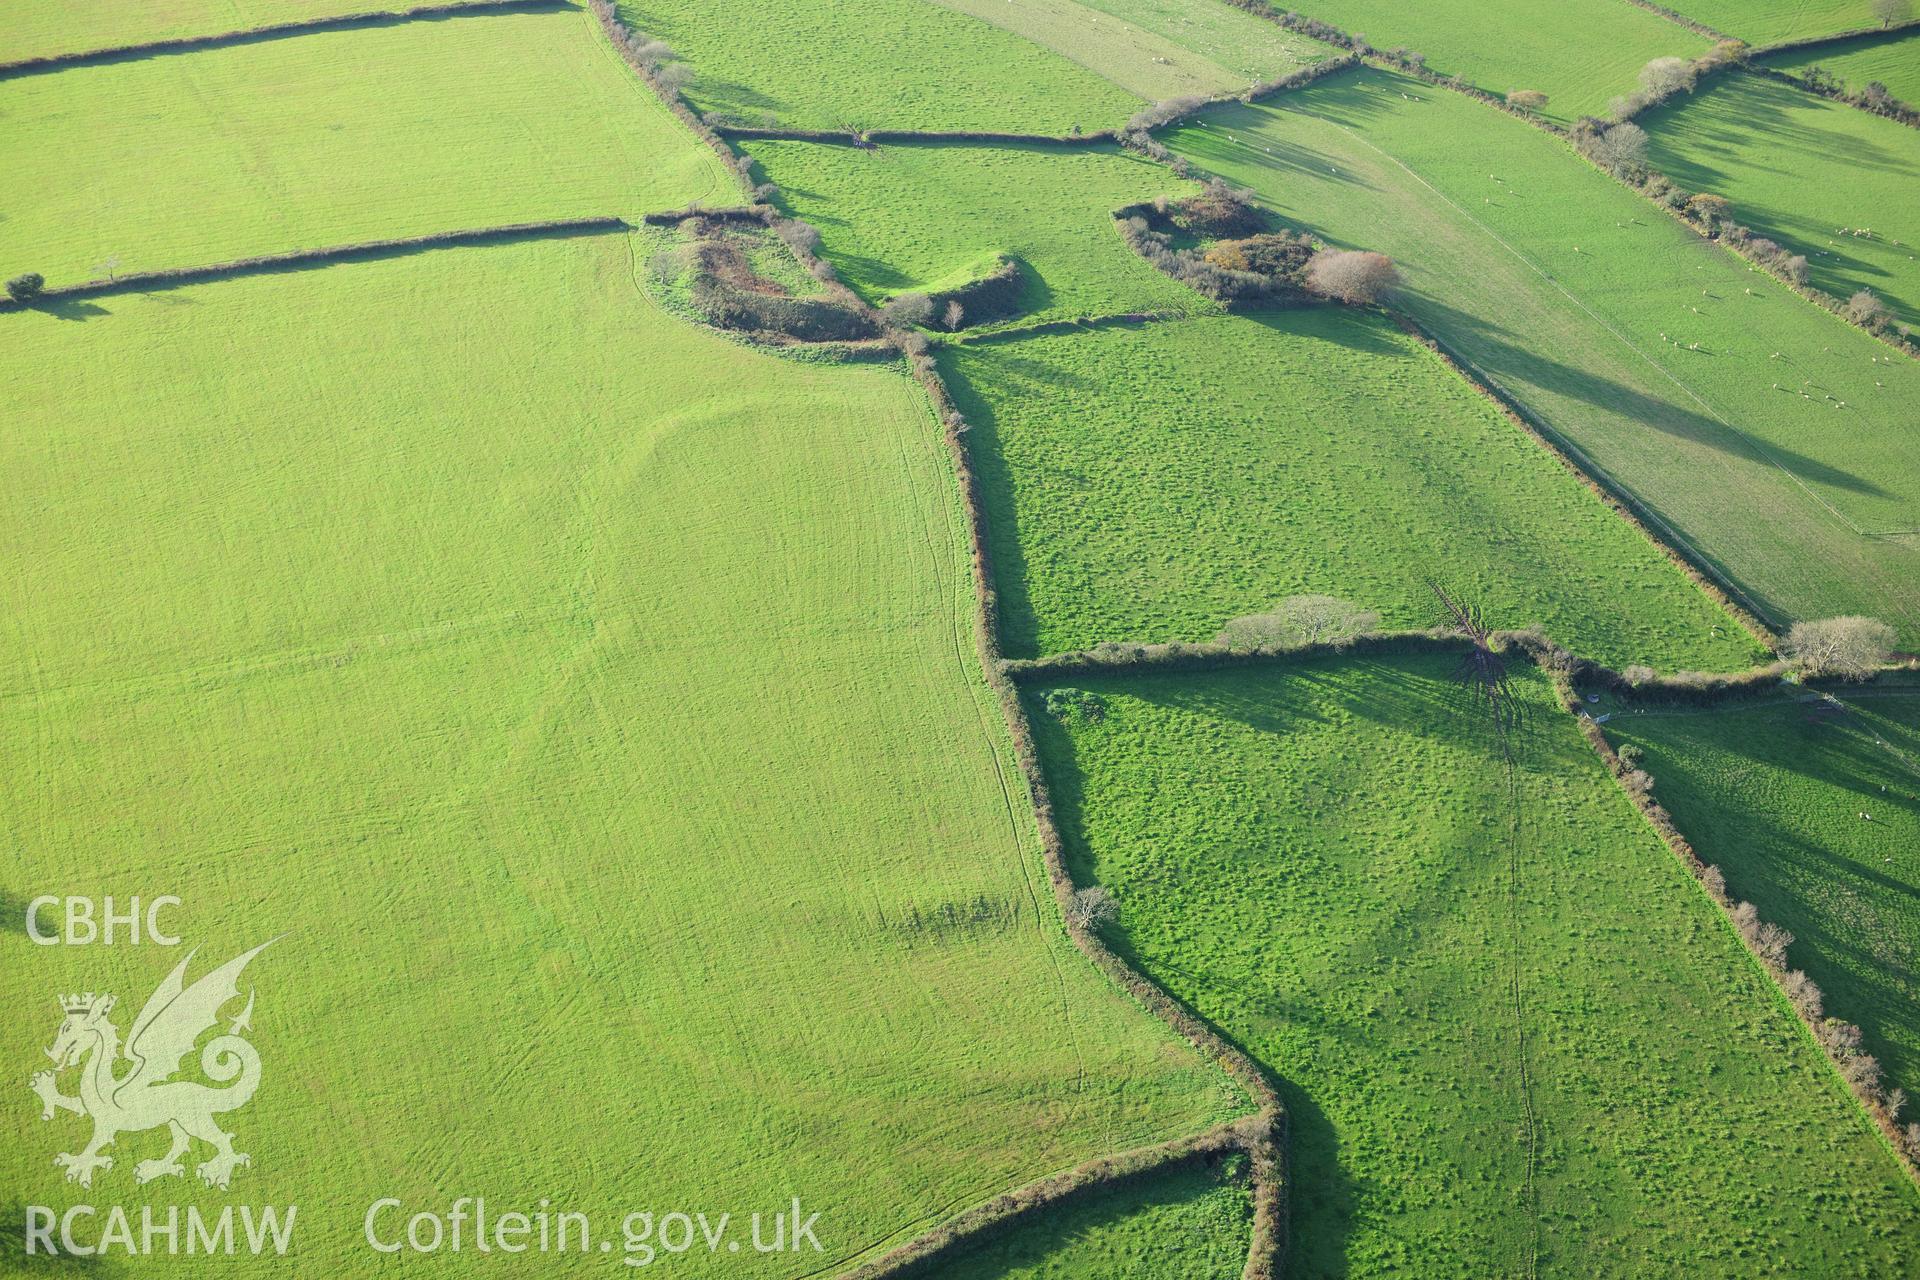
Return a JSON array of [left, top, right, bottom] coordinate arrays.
[[1405, 293, 1892, 502]]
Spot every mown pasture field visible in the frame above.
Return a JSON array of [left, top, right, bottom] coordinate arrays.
[[902, 1156, 1252, 1279], [0, 0, 383, 63], [0, 231, 1245, 1275], [1655, 0, 1887, 44], [617, 0, 1137, 132], [1168, 67, 1920, 645], [0, 7, 732, 285], [1643, 71, 1920, 326], [927, 0, 1332, 101], [940, 310, 1758, 669], [1763, 28, 1920, 103], [1031, 654, 1920, 1276], [747, 139, 1210, 326], [1604, 678, 1920, 1107], [1262, 0, 1706, 120]]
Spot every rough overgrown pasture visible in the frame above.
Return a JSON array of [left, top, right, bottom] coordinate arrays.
[[616, 0, 1138, 131], [925, 0, 1334, 101], [1603, 678, 1920, 1108], [1167, 67, 1920, 644], [746, 139, 1212, 326], [1762, 28, 1920, 106], [939, 310, 1758, 669], [0, 233, 1245, 1274], [0, 8, 732, 284], [1642, 71, 1920, 325], [1247, 0, 1710, 121], [1030, 654, 1920, 1276], [892, 1154, 1253, 1279]]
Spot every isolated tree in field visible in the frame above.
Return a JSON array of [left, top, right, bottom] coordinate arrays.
[[1871, 0, 1912, 28], [1639, 56, 1696, 97], [1781, 616, 1896, 678], [879, 292, 933, 330], [1065, 885, 1117, 931], [6, 272, 44, 301], [1216, 594, 1379, 650], [1305, 249, 1399, 304], [943, 299, 965, 332], [1847, 288, 1891, 327], [1507, 89, 1549, 113]]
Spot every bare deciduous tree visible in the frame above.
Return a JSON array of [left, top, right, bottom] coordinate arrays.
[[1639, 56, 1697, 97], [1587, 121, 1649, 172], [1871, 0, 1913, 29], [775, 219, 821, 254], [1304, 249, 1399, 304], [654, 61, 694, 94], [879, 292, 933, 330], [1065, 885, 1118, 931], [1506, 89, 1549, 113], [1848, 288, 1892, 327], [943, 299, 965, 332], [1781, 616, 1896, 678], [1216, 594, 1380, 650]]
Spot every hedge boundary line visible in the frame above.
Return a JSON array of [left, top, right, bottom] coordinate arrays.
[[0, 217, 625, 312], [836, 1120, 1254, 1279], [1391, 313, 1780, 647], [1537, 647, 1920, 1184], [1203, 5, 1917, 356], [716, 125, 1115, 146], [899, 341, 1289, 1280], [638, 204, 770, 226], [0, 0, 561, 79], [1615, 0, 1732, 41], [947, 309, 1190, 345], [1747, 59, 1920, 130], [586, 0, 761, 193], [584, 4, 1295, 1271], [1751, 16, 1920, 56], [1011, 626, 1920, 1186]]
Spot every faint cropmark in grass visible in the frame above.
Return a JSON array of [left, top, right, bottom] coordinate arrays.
[[1431, 580, 1540, 1280]]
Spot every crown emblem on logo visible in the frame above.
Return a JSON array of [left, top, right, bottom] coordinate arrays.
[[60, 992, 112, 1015]]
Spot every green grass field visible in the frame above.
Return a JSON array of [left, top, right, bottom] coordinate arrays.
[[0, 231, 1245, 1274], [1643, 71, 1920, 325], [1763, 28, 1920, 103], [941, 310, 1757, 669], [618, 0, 1139, 132], [1272, 0, 1707, 120], [1167, 67, 1920, 645], [0, 8, 732, 284], [747, 139, 1211, 325], [1655, 0, 1887, 44], [0, 0, 385, 63], [927, 0, 1332, 101], [900, 1156, 1252, 1279], [1031, 653, 1920, 1276], [1604, 678, 1920, 1107]]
